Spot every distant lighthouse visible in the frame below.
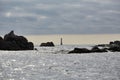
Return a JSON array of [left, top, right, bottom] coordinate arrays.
[[60, 38, 63, 45]]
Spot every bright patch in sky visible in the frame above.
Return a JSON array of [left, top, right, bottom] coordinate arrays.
[[5, 12, 12, 17]]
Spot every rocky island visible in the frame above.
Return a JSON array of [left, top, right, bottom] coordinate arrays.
[[0, 31, 34, 50]]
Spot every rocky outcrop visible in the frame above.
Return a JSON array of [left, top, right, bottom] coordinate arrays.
[[69, 48, 90, 53], [0, 31, 34, 50], [97, 41, 120, 52], [91, 46, 107, 53], [69, 40, 120, 54], [108, 41, 120, 52], [40, 42, 55, 47], [69, 46, 107, 54]]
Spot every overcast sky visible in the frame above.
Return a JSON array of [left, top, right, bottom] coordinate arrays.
[[0, 0, 120, 35]]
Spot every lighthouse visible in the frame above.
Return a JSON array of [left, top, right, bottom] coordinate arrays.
[[60, 38, 63, 45]]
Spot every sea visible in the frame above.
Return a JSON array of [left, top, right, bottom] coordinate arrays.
[[0, 45, 120, 80]]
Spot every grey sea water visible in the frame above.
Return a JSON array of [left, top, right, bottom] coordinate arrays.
[[0, 45, 120, 80]]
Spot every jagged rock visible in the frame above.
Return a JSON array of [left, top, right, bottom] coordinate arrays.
[[4, 30, 16, 41], [40, 42, 55, 47], [0, 31, 34, 50], [109, 41, 114, 45], [91, 46, 107, 53], [68, 40, 120, 54], [68, 46, 108, 54], [108, 40, 120, 52], [69, 48, 90, 53], [113, 40, 120, 45], [108, 44, 120, 52]]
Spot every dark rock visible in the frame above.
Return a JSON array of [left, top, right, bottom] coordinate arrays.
[[0, 36, 3, 41], [4, 30, 16, 41], [109, 40, 120, 46], [68, 40, 120, 54], [91, 46, 107, 53], [69, 48, 90, 53], [0, 31, 34, 50], [113, 40, 120, 45], [108, 40, 120, 52], [108, 44, 120, 52], [34, 48, 38, 51], [68, 46, 108, 54], [109, 41, 114, 45], [27, 42, 34, 50], [40, 42, 55, 47]]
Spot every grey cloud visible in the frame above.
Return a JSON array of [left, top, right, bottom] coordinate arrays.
[[0, 0, 120, 35]]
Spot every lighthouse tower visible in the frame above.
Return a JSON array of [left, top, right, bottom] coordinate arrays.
[[60, 38, 63, 45]]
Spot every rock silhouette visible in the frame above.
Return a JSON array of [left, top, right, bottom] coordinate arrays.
[[97, 41, 120, 52], [108, 41, 120, 52], [69, 40, 120, 53], [0, 31, 34, 50], [69, 48, 90, 53], [40, 42, 55, 47], [69, 47, 107, 54], [91, 46, 107, 53]]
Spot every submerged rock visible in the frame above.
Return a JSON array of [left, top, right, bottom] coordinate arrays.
[[0, 30, 34, 50]]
